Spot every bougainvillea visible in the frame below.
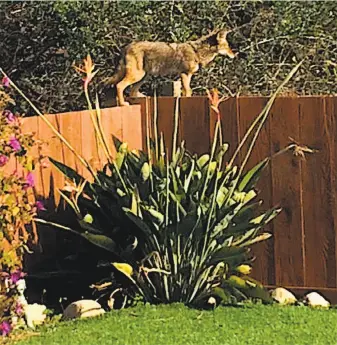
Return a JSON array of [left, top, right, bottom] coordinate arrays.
[[0, 85, 44, 270], [0, 79, 46, 336]]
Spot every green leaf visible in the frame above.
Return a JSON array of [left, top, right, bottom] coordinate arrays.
[[78, 219, 104, 234], [34, 219, 116, 253], [80, 232, 117, 253], [123, 209, 153, 237], [170, 166, 186, 202], [209, 246, 249, 267], [228, 275, 273, 304], [232, 201, 263, 224], [112, 134, 123, 152], [116, 152, 125, 170], [238, 158, 270, 192], [213, 286, 232, 304], [49, 157, 85, 185], [239, 232, 272, 247]]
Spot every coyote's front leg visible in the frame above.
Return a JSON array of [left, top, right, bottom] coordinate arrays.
[[181, 73, 193, 97]]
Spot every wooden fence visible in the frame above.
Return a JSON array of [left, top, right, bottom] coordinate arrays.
[[5, 96, 337, 302], [132, 96, 337, 302]]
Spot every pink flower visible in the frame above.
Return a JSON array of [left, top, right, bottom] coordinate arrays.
[[0, 154, 8, 167], [35, 200, 46, 211], [25, 172, 35, 188], [1, 76, 10, 88], [9, 137, 21, 152], [0, 321, 11, 336], [10, 270, 25, 284], [3, 110, 15, 123], [15, 303, 24, 316]]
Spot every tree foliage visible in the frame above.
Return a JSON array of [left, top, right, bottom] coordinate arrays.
[[0, 1, 336, 113]]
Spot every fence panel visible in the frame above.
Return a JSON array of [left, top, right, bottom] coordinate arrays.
[[5, 96, 337, 298], [180, 97, 210, 155], [269, 98, 305, 287], [300, 97, 337, 288], [237, 97, 274, 285], [149, 97, 177, 157], [16, 106, 143, 205], [217, 97, 240, 161]]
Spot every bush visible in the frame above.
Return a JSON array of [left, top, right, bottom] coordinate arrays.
[[0, 79, 44, 272], [0, 1, 336, 114], [0, 78, 46, 337]]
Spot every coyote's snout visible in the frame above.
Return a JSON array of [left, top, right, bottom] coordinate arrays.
[[104, 29, 237, 106]]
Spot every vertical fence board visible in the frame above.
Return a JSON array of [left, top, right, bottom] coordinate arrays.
[[216, 98, 240, 162], [101, 107, 122, 161], [153, 97, 176, 157], [121, 105, 143, 151], [300, 97, 336, 288], [81, 111, 101, 178], [129, 97, 149, 150], [37, 115, 64, 206], [180, 97, 210, 155], [270, 97, 304, 286], [60, 112, 83, 177], [237, 97, 274, 285]]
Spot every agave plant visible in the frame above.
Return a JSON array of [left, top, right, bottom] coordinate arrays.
[[2, 56, 303, 308], [45, 124, 279, 306]]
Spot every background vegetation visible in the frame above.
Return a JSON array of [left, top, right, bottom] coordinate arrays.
[[0, 1, 336, 112]]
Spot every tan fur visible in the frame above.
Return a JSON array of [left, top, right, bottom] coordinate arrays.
[[104, 29, 237, 106]]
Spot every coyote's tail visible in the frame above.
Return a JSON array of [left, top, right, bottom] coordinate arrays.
[[103, 60, 125, 86]]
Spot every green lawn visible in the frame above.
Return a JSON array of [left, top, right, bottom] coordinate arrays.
[[12, 304, 337, 345]]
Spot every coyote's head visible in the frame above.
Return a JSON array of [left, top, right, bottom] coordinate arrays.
[[216, 30, 237, 59]]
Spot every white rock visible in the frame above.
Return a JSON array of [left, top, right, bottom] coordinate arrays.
[[16, 279, 28, 306], [24, 303, 47, 329], [304, 292, 330, 308], [271, 287, 297, 305], [63, 300, 105, 320], [208, 297, 216, 305]]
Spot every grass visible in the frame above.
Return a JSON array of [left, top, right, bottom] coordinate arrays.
[[8, 303, 337, 345]]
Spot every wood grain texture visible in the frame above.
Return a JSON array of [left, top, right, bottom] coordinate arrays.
[[300, 97, 336, 288], [121, 105, 143, 151], [180, 96, 210, 155], [150, 97, 177, 158], [5, 97, 337, 291], [81, 110, 102, 179], [270, 97, 304, 286], [129, 97, 149, 150], [217, 97, 240, 163], [36, 114, 64, 207], [237, 97, 274, 285], [60, 111, 82, 176]]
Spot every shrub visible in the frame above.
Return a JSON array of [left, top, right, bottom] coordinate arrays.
[[0, 81, 43, 272], [0, 78, 46, 336], [48, 126, 278, 307]]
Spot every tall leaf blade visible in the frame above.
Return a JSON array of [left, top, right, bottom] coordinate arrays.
[[238, 158, 270, 192], [49, 157, 85, 185]]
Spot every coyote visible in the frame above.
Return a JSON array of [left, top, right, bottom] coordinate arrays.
[[104, 29, 237, 106]]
